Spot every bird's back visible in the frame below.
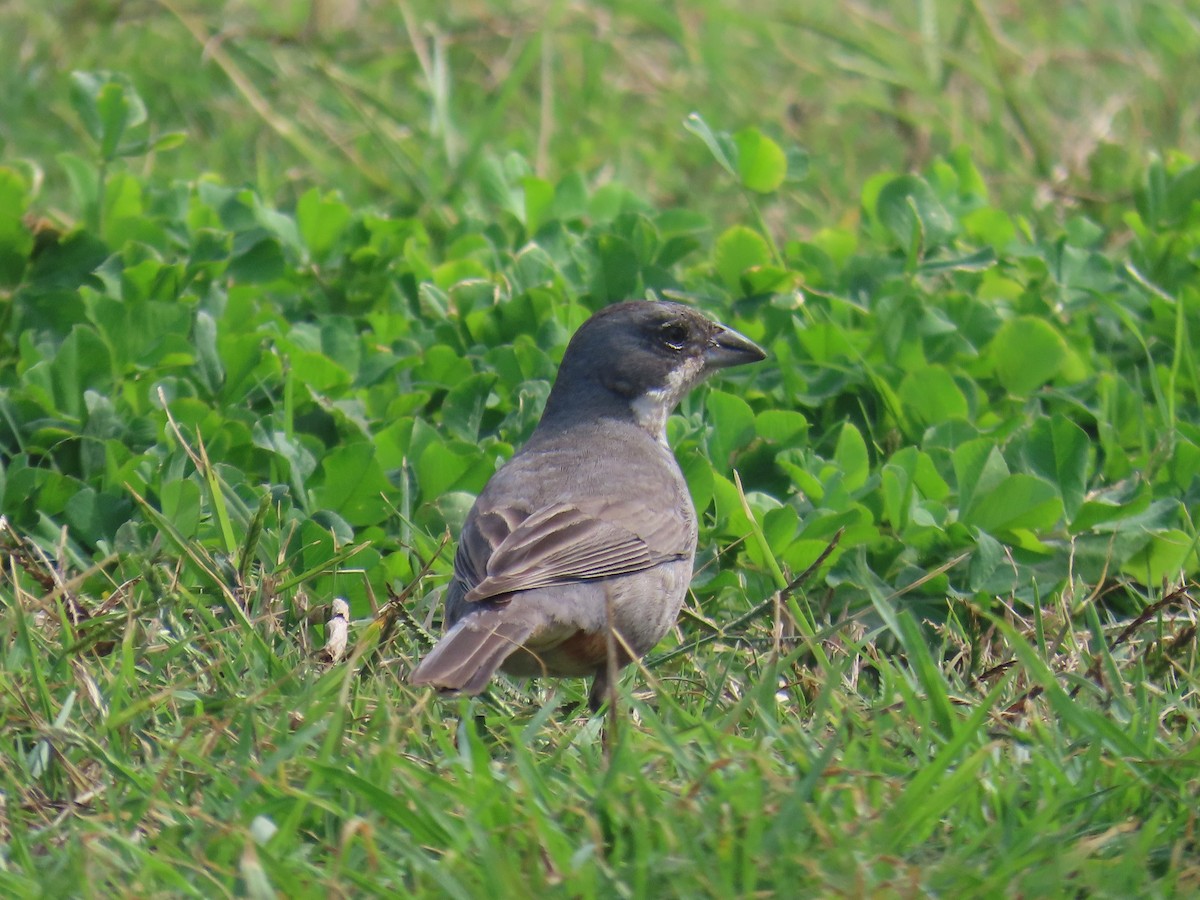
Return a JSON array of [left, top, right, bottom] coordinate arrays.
[[444, 416, 697, 627]]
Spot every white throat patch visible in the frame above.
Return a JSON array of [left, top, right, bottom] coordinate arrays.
[[630, 356, 704, 445]]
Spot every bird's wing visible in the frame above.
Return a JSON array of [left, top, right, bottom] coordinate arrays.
[[459, 497, 691, 604], [452, 503, 526, 592]]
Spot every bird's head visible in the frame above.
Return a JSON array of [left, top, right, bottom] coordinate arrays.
[[539, 300, 767, 441]]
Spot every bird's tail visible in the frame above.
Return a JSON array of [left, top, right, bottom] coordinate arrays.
[[410, 609, 535, 696]]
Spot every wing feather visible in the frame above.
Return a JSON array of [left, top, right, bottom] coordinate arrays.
[[459, 498, 692, 604]]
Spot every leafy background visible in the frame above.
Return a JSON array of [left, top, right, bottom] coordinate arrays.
[[1, 1, 1198, 896]]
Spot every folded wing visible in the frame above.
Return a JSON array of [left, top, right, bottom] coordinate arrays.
[[459, 497, 693, 604]]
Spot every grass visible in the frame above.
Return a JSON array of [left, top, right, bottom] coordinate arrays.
[[2, 0, 1200, 896], [3, 547, 1196, 895]]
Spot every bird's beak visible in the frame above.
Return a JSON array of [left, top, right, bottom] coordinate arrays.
[[704, 324, 767, 370]]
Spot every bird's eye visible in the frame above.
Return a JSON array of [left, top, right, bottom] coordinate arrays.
[[659, 322, 689, 351]]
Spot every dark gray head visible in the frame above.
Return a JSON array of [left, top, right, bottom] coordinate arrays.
[[537, 300, 767, 439]]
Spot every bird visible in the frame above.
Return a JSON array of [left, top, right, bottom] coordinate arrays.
[[410, 299, 767, 711]]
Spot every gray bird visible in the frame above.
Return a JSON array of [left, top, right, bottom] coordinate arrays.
[[410, 300, 766, 710]]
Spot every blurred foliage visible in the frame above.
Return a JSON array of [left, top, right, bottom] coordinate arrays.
[[2, 0, 1199, 233]]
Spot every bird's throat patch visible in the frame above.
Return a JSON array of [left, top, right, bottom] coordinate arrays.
[[630, 356, 704, 444], [630, 388, 671, 443]]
